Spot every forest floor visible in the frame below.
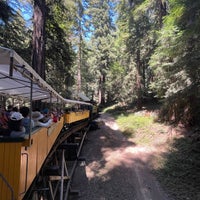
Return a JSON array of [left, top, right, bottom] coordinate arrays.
[[69, 112, 173, 200]]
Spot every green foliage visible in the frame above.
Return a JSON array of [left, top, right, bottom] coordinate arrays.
[[106, 61, 126, 102], [84, 0, 116, 104], [45, 0, 75, 97], [2, 0, 199, 127], [110, 108, 156, 145], [155, 136, 200, 200], [1, 0, 76, 98], [117, 113, 153, 131], [0, 3, 32, 62], [150, 0, 200, 126], [104, 104, 158, 144]]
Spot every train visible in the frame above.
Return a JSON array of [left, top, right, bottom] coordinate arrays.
[[0, 46, 98, 200]]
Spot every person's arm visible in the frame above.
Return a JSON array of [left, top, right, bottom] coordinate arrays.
[[35, 119, 53, 127]]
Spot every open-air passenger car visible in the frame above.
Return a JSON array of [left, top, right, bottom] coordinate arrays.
[[0, 46, 95, 200]]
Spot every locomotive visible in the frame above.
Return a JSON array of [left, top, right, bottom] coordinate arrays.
[[0, 46, 98, 200]]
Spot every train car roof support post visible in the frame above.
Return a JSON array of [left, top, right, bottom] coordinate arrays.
[[29, 73, 33, 140], [9, 51, 14, 77]]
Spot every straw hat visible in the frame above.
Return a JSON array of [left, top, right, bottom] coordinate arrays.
[[32, 111, 44, 121]]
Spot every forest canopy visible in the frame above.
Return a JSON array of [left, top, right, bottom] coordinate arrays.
[[0, 0, 199, 126]]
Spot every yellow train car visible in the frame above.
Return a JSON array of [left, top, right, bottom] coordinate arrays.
[[64, 110, 90, 124], [0, 46, 95, 200], [0, 117, 64, 200]]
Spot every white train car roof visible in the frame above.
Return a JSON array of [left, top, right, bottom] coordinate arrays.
[[0, 46, 91, 105]]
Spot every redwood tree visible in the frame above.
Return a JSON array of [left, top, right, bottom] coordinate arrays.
[[32, 0, 46, 79]]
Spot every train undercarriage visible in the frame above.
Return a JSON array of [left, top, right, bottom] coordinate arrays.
[[24, 121, 90, 200]]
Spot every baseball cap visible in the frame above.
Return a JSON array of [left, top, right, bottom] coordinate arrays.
[[10, 112, 24, 121]]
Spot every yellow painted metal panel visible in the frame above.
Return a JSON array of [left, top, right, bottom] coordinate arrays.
[[64, 110, 89, 124], [9, 144, 16, 187], [22, 134, 37, 193], [19, 119, 63, 199], [0, 143, 5, 200], [47, 117, 64, 152], [1, 143, 10, 200], [13, 143, 22, 200], [0, 117, 65, 200], [19, 128, 44, 200], [0, 142, 22, 200], [19, 150, 29, 200], [36, 128, 48, 173], [64, 113, 69, 125], [3, 143, 11, 200]]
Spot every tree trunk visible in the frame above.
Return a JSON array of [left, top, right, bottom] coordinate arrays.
[[157, 0, 167, 28], [98, 73, 105, 105], [77, 34, 82, 94], [136, 48, 143, 109], [0, 1, 12, 23], [32, 0, 46, 80]]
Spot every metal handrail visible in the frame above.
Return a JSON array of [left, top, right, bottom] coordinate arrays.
[[20, 152, 29, 194]]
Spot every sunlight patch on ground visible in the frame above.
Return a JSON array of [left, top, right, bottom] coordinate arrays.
[[104, 121, 119, 130], [86, 161, 101, 180], [85, 145, 157, 181]]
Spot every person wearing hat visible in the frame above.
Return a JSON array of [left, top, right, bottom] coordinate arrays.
[[20, 106, 34, 134], [8, 112, 26, 138], [32, 111, 52, 128]]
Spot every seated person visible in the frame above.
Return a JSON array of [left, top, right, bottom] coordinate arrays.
[[20, 106, 34, 134], [41, 108, 49, 116], [0, 106, 9, 136], [6, 105, 13, 119], [51, 108, 59, 123], [32, 111, 52, 128], [8, 112, 26, 138], [12, 106, 19, 112], [0, 107, 8, 129], [41, 108, 52, 123]]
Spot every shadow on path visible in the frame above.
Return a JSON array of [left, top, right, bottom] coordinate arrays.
[[69, 113, 170, 200]]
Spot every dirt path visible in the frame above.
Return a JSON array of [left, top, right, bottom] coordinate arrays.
[[69, 113, 171, 200]]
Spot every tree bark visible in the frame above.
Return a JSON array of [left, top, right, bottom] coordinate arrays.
[[32, 0, 46, 80], [136, 48, 143, 109], [77, 33, 82, 94], [98, 73, 106, 105], [157, 0, 167, 28]]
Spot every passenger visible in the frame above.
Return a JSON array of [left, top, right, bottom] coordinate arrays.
[[20, 106, 34, 134], [0, 106, 8, 129], [6, 105, 13, 119], [32, 111, 52, 127], [41, 108, 49, 116], [8, 112, 26, 138], [41, 108, 51, 122], [51, 108, 58, 123], [12, 106, 19, 112]]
